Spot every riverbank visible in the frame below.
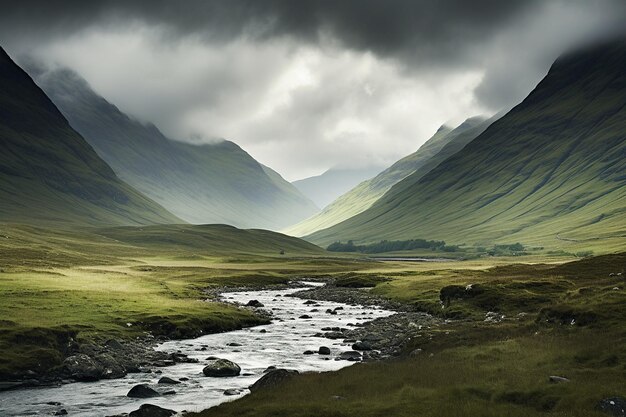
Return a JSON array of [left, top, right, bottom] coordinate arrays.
[[0, 224, 368, 386], [191, 252, 626, 417], [0, 284, 396, 416]]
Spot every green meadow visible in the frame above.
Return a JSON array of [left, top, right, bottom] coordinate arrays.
[[1, 222, 623, 417]]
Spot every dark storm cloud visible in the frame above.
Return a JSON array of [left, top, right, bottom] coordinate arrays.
[[1, 0, 625, 178], [0, 0, 539, 65], [3, 0, 624, 109]]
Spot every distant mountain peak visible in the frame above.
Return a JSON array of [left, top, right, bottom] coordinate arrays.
[[307, 40, 626, 249], [30, 65, 318, 229]]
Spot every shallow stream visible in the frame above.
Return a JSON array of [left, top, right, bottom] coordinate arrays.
[[0, 283, 393, 416]]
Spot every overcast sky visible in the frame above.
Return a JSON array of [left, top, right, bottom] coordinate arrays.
[[1, 0, 625, 180]]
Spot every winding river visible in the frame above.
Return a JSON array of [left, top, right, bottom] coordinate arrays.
[[0, 283, 393, 416]]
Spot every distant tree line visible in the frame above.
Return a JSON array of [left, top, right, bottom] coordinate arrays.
[[487, 243, 525, 256], [327, 239, 459, 254]]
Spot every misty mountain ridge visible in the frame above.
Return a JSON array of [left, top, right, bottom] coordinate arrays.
[[0, 46, 180, 226], [308, 40, 626, 251], [30, 66, 319, 230], [284, 116, 494, 237]]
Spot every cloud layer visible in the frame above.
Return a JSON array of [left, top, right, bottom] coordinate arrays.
[[1, 0, 624, 179]]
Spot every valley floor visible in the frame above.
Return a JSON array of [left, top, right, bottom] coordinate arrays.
[[0, 224, 624, 416]]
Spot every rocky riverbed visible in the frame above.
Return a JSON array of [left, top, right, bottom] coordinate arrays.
[[0, 282, 414, 416], [290, 283, 442, 358]]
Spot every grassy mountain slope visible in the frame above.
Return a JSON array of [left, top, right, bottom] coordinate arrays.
[[286, 118, 491, 237], [32, 67, 318, 230], [308, 41, 626, 252], [0, 47, 180, 226], [292, 166, 385, 209], [96, 224, 325, 256]]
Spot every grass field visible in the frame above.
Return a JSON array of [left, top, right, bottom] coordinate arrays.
[[1, 223, 624, 417], [0, 223, 333, 379]]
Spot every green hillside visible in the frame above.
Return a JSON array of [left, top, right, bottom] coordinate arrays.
[[32, 67, 318, 230], [308, 41, 626, 254], [0, 47, 180, 226], [285, 117, 491, 237], [96, 224, 325, 256]]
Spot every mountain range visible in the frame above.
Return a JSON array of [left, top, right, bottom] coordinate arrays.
[[29, 67, 318, 230], [0, 47, 180, 226], [308, 40, 626, 251], [285, 116, 496, 237]]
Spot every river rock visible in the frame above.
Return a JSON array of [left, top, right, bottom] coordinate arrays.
[[158, 376, 180, 384], [127, 384, 161, 398], [597, 397, 626, 416], [339, 351, 362, 361], [352, 341, 372, 351], [203, 359, 241, 377], [249, 369, 299, 392], [63, 354, 104, 381], [410, 348, 423, 356], [303, 350, 315, 355], [105, 339, 124, 351], [224, 389, 240, 396], [128, 404, 176, 417], [318, 346, 331, 355], [95, 353, 127, 379], [54, 410, 68, 416], [299, 315, 312, 319], [246, 300, 264, 308]]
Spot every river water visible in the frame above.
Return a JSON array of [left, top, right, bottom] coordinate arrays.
[[0, 283, 393, 416]]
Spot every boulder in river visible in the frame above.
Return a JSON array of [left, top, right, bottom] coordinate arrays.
[[224, 389, 240, 396], [127, 384, 161, 398], [318, 346, 331, 355], [339, 351, 362, 361], [203, 359, 241, 377], [352, 341, 373, 351], [249, 369, 299, 392], [246, 300, 264, 308], [158, 376, 180, 384], [299, 315, 312, 319], [128, 404, 176, 417]]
